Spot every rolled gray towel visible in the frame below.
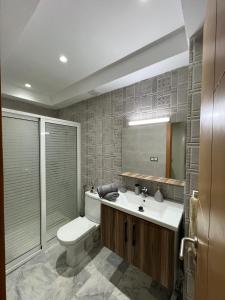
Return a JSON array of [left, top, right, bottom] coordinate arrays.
[[97, 183, 118, 198], [104, 192, 119, 201]]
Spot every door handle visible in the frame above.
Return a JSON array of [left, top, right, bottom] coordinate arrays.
[[132, 224, 136, 246], [179, 236, 198, 260], [124, 221, 128, 243]]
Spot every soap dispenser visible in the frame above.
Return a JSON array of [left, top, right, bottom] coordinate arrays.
[[154, 185, 163, 202]]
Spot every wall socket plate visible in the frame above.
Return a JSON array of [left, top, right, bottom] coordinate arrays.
[[150, 157, 158, 162]]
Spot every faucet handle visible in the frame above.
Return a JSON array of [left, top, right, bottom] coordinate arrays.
[[142, 187, 148, 193]]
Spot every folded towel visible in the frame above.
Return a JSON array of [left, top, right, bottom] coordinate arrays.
[[97, 183, 118, 198], [104, 192, 120, 201]]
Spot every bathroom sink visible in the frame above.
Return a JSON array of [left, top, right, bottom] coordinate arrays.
[[92, 190, 184, 231]]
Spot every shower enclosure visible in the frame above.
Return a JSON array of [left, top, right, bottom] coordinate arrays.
[[2, 109, 81, 273]]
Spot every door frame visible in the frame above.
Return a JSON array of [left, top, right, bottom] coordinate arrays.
[[2, 108, 81, 273]]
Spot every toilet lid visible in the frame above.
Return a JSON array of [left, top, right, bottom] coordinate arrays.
[[57, 216, 97, 245]]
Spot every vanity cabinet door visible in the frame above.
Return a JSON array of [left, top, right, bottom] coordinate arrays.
[[101, 204, 174, 289], [101, 204, 115, 252], [130, 217, 174, 290], [158, 227, 174, 289], [128, 215, 142, 268], [139, 219, 174, 289], [129, 216, 162, 282], [101, 204, 130, 261], [114, 210, 130, 262]]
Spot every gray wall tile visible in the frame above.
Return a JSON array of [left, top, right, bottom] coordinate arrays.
[[184, 30, 203, 300], [59, 66, 188, 204]]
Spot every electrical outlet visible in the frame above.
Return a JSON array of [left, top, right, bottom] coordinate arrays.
[[150, 157, 158, 162]]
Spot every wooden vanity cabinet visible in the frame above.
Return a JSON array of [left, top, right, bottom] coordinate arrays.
[[101, 204, 174, 290], [101, 205, 129, 261]]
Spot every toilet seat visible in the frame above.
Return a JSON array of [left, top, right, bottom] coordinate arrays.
[[57, 216, 98, 246]]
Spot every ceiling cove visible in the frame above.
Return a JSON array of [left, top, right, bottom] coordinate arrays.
[[1, 0, 206, 108]]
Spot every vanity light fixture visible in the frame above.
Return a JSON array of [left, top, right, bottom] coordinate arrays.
[[128, 117, 170, 126], [25, 83, 31, 88], [59, 55, 68, 63]]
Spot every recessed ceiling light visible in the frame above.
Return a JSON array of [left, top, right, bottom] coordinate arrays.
[[59, 55, 68, 63], [25, 83, 31, 88]]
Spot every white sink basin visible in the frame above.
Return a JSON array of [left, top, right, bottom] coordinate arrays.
[[86, 190, 183, 231]]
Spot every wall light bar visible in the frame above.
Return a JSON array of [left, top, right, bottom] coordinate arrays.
[[128, 117, 170, 126]]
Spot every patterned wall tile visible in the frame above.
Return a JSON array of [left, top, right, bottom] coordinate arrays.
[[138, 78, 153, 96], [125, 84, 135, 98], [189, 92, 201, 117], [178, 83, 188, 105], [190, 119, 200, 142], [184, 30, 203, 300], [59, 66, 189, 203], [157, 94, 171, 109], [139, 94, 153, 110]]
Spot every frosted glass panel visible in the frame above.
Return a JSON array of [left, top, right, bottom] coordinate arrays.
[[3, 116, 41, 264], [46, 123, 77, 241]]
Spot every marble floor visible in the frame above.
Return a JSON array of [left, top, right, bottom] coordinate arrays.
[[6, 242, 171, 300]]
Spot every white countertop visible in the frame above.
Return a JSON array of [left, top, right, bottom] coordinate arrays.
[[86, 190, 183, 232]]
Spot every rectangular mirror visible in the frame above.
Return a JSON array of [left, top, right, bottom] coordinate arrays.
[[122, 122, 186, 181]]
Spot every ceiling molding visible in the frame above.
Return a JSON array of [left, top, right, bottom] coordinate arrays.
[[2, 0, 195, 108], [2, 83, 52, 106], [53, 27, 188, 107], [2, 27, 188, 109]]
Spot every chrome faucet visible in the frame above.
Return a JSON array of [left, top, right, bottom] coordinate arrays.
[[141, 187, 148, 198]]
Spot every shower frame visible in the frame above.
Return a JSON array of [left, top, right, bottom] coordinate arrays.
[[3, 109, 81, 273]]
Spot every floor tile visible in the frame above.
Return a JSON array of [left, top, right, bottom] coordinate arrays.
[[6, 242, 170, 300]]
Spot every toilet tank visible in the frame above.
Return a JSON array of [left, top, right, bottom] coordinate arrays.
[[85, 191, 101, 224]]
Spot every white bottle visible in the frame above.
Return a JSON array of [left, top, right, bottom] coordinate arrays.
[[154, 185, 163, 202]]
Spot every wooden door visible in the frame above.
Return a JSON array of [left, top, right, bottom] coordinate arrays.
[[196, 0, 225, 299], [215, 0, 225, 87], [196, 0, 216, 298], [207, 74, 225, 299]]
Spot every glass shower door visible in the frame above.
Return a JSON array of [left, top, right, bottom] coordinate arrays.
[[45, 122, 77, 241], [3, 115, 41, 265]]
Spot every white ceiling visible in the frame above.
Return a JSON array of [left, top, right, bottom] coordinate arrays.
[[0, 0, 206, 108]]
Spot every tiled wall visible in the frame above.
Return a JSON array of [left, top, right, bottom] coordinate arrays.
[[59, 66, 189, 211], [184, 31, 203, 300], [2, 97, 59, 118]]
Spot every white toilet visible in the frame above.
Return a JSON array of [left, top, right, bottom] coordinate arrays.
[[57, 191, 101, 267]]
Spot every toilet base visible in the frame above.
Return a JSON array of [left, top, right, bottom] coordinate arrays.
[[64, 227, 100, 267]]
